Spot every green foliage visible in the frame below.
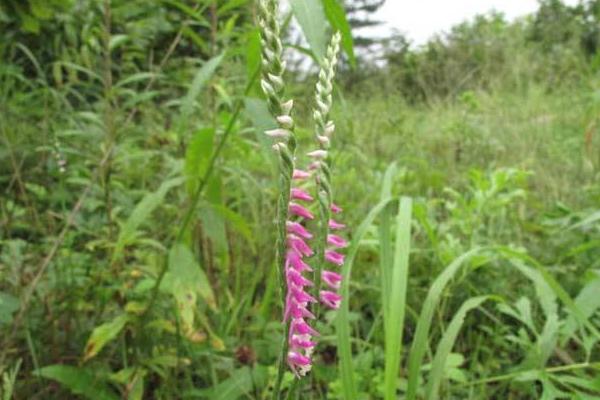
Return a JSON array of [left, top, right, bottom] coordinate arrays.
[[2, 0, 600, 399]]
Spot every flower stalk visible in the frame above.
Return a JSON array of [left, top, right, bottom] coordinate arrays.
[[259, 0, 344, 392], [309, 32, 344, 317]]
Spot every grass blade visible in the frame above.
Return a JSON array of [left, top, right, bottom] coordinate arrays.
[[384, 197, 412, 400], [425, 296, 489, 400], [336, 197, 394, 400], [406, 248, 487, 400]]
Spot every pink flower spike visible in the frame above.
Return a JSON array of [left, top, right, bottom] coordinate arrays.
[[331, 203, 343, 213], [322, 270, 343, 290], [329, 219, 346, 230], [286, 221, 313, 239], [291, 188, 314, 202], [289, 236, 314, 257], [293, 169, 311, 180], [288, 351, 311, 366], [328, 234, 348, 248], [289, 202, 314, 219], [325, 250, 345, 266], [320, 290, 342, 309]]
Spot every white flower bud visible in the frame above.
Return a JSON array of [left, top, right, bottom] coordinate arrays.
[[307, 150, 328, 159], [276, 115, 294, 129], [281, 99, 294, 115], [268, 73, 283, 89], [272, 142, 288, 152], [317, 135, 330, 146], [265, 128, 291, 138], [325, 121, 335, 136], [261, 79, 274, 95]]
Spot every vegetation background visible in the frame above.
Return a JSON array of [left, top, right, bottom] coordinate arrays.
[[1, 0, 599, 398]]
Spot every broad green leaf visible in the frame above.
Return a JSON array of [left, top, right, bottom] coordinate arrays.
[[83, 315, 129, 361], [290, 0, 328, 61], [321, 0, 355, 65], [166, 243, 216, 311], [36, 365, 119, 400]]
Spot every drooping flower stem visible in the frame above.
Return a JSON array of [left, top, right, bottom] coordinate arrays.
[[310, 32, 342, 315]]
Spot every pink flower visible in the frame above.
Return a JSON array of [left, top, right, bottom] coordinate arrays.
[[288, 236, 314, 257], [286, 221, 312, 239], [320, 290, 342, 309], [327, 234, 348, 248], [293, 169, 311, 180], [291, 188, 313, 202], [290, 335, 317, 348], [290, 202, 314, 219], [287, 268, 313, 287], [331, 203, 343, 213], [325, 250, 345, 266], [290, 318, 319, 337], [286, 250, 312, 272], [329, 219, 346, 230], [288, 351, 311, 366], [322, 270, 343, 290]]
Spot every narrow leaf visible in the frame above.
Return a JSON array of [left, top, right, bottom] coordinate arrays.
[[83, 315, 129, 361]]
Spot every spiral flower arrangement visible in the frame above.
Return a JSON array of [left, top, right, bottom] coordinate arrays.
[[258, 0, 343, 382]]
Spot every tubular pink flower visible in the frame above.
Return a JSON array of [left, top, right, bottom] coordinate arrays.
[[291, 286, 317, 303], [327, 234, 348, 248], [288, 236, 313, 257], [288, 351, 311, 366], [290, 318, 319, 337], [289, 202, 314, 219], [325, 250, 345, 266], [290, 335, 317, 348], [320, 290, 342, 309], [331, 203, 343, 213], [293, 169, 311, 180], [291, 188, 313, 202], [329, 219, 346, 230], [287, 250, 313, 272], [322, 270, 343, 290], [287, 268, 313, 287], [286, 300, 315, 319], [286, 221, 313, 239]]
